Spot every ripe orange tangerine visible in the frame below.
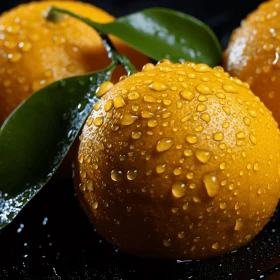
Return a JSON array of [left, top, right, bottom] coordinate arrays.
[[224, 0, 280, 125], [75, 60, 280, 259], [0, 1, 149, 124]]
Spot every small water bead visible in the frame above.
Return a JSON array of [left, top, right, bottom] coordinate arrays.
[[195, 149, 212, 163], [111, 124, 120, 131], [196, 104, 207, 112], [220, 202, 227, 209], [181, 114, 192, 122], [184, 149, 193, 156], [127, 169, 138, 180], [94, 117, 103, 126], [212, 242, 220, 249], [114, 96, 126, 108], [236, 131, 246, 139], [189, 183, 196, 189], [163, 239, 171, 247], [132, 131, 142, 139], [234, 218, 243, 231], [197, 95, 208, 102], [178, 231, 185, 239], [203, 172, 219, 198], [80, 171, 87, 179], [91, 201, 98, 210], [104, 99, 113, 112], [200, 112, 211, 123], [171, 207, 179, 213], [120, 114, 138, 125], [186, 135, 198, 144], [96, 81, 114, 98], [148, 119, 158, 128], [8, 52, 22, 62], [128, 91, 140, 100], [172, 181, 186, 198], [78, 154, 84, 164], [156, 164, 167, 174], [247, 108, 257, 118], [223, 84, 237, 93], [213, 132, 224, 141], [86, 181, 94, 191], [180, 90, 195, 101], [156, 138, 174, 152], [163, 99, 172, 106], [193, 196, 201, 203], [143, 95, 157, 103], [196, 85, 212, 95], [142, 63, 155, 71], [149, 82, 168, 91], [182, 203, 188, 210], [216, 92, 226, 99], [162, 112, 172, 119], [249, 134, 257, 145], [242, 116, 250, 126], [111, 169, 123, 181], [173, 167, 182, 176], [194, 64, 212, 72], [186, 172, 194, 179]]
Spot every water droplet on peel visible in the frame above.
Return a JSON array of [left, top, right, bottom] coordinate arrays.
[[156, 138, 174, 152], [184, 149, 193, 156], [249, 134, 257, 145], [203, 172, 219, 197], [128, 91, 140, 100], [180, 90, 195, 101], [105, 100, 113, 112], [172, 181, 186, 198], [163, 239, 171, 247], [127, 169, 138, 180], [132, 131, 142, 139], [195, 149, 212, 163], [114, 96, 126, 108], [201, 112, 211, 123], [213, 132, 224, 141], [91, 201, 98, 209], [111, 169, 123, 181], [212, 242, 220, 249], [148, 119, 158, 127], [96, 81, 114, 98], [144, 95, 157, 103], [220, 202, 227, 209], [183, 203, 188, 210], [186, 135, 198, 144], [94, 117, 103, 126], [196, 104, 207, 112], [248, 108, 257, 118], [243, 117, 251, 126], [196, 85, 212, 95], [156, 164, 167, 174], [150, 82, 168, 91], [178, 232, 185, 239], [257, 188, 263, 195], [173, 167, 182, 176], [234, 218, 243, 231], [120, 114, 138, 125], [142, 63, 155, 71], [141, 110, 154, 118]]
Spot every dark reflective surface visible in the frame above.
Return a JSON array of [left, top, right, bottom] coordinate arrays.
[[1, 173, 280, 280], [2, 0, 280, 279]]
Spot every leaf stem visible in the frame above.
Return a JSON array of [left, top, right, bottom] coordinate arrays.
[[46, 6, 137, 76]]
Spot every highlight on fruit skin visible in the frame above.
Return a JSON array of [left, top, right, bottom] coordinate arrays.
[[0, 0, 148, 125], [74, 59, 280, 259], [224, 0, 280, 125]]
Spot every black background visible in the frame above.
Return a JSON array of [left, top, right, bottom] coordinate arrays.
[[2, 1, 280, 280]]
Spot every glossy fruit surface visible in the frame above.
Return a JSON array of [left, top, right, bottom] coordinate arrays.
[[75, 60, 280, 259], [0, 1, 148, 124], [224, 0, 280, 124]]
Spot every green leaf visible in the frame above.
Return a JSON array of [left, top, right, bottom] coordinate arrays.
[[50, 7, 222, 67], [0, 65, 115, 229]]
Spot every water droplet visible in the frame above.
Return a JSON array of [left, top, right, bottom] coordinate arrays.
[[201, 112, 211, 123], [142, 63, 155, 71], [143, 95, 157, 103], [257, 188, 263, 195], [80, 171, 87, 179], [196, 104, 207, 112], [183, 203, 188, 210], [172, 181, 186, 198], [78, 154, 84, 163], [114, 96, 126, 108], [212, 242, 220, 249], [180, 90, 195, 101], [236, 131, 246, 139], [243, 117, 251, 126], [222, 106, 231, 115], [8, 52, 22, 62], [148, 119, 158, 127], [249, 134, 257, 145], [104, 100, 113, 112], [173, 167, 182, 176], [141, 110, 154, 118], [150, 82, 168, 91], [91, 201, 98, 210], [162, 112, 172, 119], [196, 85, 212, 95], [220, 202, 227, 209], [234, 218, 243, 231], [111, 169, 123, 181], [223, 84, 237, 93], [213, 132, 224, 141], [96, 81, 114, 98], [184, 149, 193, 156], [132, 131, 142, 139], [248, 108, 257, 118], [195, 149, 212, 163], [178, 231, 185, 239], [186, 172, 194, 179], [127, 169, 138, 180], [94, 117, 103, 126], [253, 162, 259, 171], [193, 196, 201, 203], [120, 114, 138, 125], [128, 91, 140, 100], [194, 64, 211, 72], [219, 162, 226, 170], [203, 172, 219, 198], [186, 135, 198, 144], [156, 138, 174, 152], [163, 239, 171, 247], [156, 164, 167, 174]]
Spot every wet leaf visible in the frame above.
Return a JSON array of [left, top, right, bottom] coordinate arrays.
[[51, 7, 222, 66], [0, 64, 115, 229]]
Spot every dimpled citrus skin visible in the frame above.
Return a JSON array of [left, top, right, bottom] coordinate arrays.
[[0, 1, 149, 124], [75, 60, 280, 259], [224, 0, 280, 125]]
